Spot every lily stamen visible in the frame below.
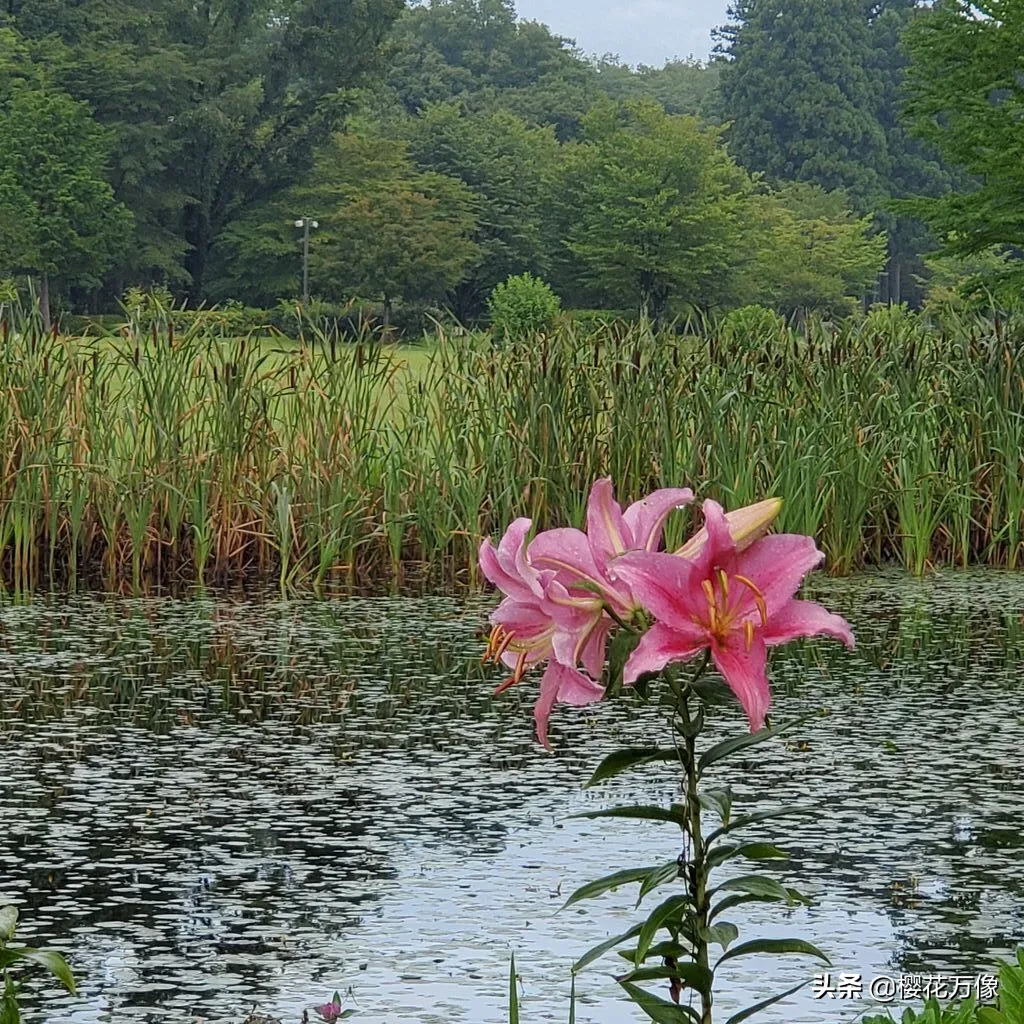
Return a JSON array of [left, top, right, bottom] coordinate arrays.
[[734, 574, 768, 627]]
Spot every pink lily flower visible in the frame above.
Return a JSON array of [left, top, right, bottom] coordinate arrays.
[[479, 517, 605, 750], [612, 499, 854, 731], [479, 480, 693, 749]]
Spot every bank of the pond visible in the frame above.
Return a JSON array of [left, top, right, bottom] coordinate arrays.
[[4, 311, 1024, 593], [0, 570, 1022, 1022]]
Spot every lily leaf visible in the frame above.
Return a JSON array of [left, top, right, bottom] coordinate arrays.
[[698, 921, 740, 951], [706, 805, 817, 846], [705, 843, 789, 870], [618, 963, 715, 995], [636, 861, 681, 907], [698, 715, 814, 774], [572, 924, 642, 974], [712, 875, 794, 904], [585, 747, 680, 788], [715, 937, 831, 970], [562, 866, 664, 911], [0, 949, 75, 994], [618, 980, 702, 1023], [618, 941, 690, 963], [725, 981, 807, 1024], [636, 894, 691, 965], [698, 787, 732, 824], [571, 804, 686, 826]]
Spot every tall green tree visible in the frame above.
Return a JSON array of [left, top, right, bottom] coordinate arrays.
[[718, 0, 888, 201], [902, 0, 1024, 292], [739, 183, 887, 317], [0, 87, 132, 328], [717, 0, 949, 304], [7, 0, 405, 300], [406, 104, 559, 317], [552, 101, 752, 320], [210, 131, 480, 316]]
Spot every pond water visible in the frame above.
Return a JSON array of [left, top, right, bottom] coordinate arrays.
[[1, 571, 1022, 1024]]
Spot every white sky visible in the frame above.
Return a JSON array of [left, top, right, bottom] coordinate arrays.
[[513, 0, 731, 66]]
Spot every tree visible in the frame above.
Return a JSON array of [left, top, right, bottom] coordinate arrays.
[[209, 132, 480, 317], [717, 0, 950, 305], [902, 0, 1024, 291], [718, 0, 889, 202], [8, 0, 406, 300], [739, 183, 887, 317], [551, 101, 752, 320], [405, 104, 559, 317], [0, 87, 132, 329]]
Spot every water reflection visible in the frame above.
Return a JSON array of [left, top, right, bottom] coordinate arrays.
[[0, 571, 1022, 1022]]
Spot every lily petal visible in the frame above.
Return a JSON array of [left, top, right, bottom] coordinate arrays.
[[586, 478, 633, 563], [733, 533, 826, 619], [761, 598, 855, 650], [534, 660, 604, 751], [623, 622, 707, 684], [677, 498, 783, 560], [611, 551, 707, 629], [530, 527, 612, 596], [711, 633, 771, 732], [623, 487, 694, 552]]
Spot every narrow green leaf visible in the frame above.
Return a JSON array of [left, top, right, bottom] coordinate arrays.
[[0, 910, 16, 945], [0, 949, 74, 995], [706, 806, 817, 846], [562, 866, 662, 911], [725, 981, 807, 1024], [636, 894, 690, 965], [712, 875, 794, 903], [699, 920, 739, 951], [617, 963, 714, 995], [709, 893, 766, 922], [698, 787, 732, 824], [636, 861, 681, 907], [698, 715, 813, 774], [706, 843, 789, 870], [508, 953, 519, 1024], [715, 937, 831, 970], [573, 924, 643, 974], [571, 805, 686, 826], [618, 942, 689, 963], [568, 974, 576, 1024], [618, 980, 702, 1023], [585, 747, 680, 788]]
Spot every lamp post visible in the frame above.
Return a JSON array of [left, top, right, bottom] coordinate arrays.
[[294, 217, 319, 306]]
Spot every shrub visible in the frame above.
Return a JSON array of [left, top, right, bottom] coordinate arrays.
[[487, 273, 561, 341]]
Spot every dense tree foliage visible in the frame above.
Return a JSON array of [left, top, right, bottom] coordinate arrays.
[[718, 0, 950, 305], [902, 0, 1024, 295], [3, 0, 405, 300], [0, 86, 131, 328], [0, 0, 967, 322], [552, 102, 751, 319]]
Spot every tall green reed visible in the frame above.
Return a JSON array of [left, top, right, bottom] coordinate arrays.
[[2, 306, 1024, 593]]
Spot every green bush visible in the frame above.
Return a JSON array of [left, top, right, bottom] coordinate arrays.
[[863, 950, 1024, 1024], [487, 273, 561, 340]]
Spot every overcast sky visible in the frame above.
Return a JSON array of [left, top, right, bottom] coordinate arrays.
[[513, 0, 731, 66]]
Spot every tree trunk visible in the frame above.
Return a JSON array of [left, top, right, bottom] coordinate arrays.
[[40, 272, 51, 334]]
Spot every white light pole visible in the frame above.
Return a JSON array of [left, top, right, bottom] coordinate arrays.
[[294, 217, 319, 306]]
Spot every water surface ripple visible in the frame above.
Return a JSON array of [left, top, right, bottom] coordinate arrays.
[[1, 571, 1022, 1022]]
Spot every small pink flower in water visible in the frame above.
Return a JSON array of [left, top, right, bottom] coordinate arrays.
[[314, 993, 347, 1022], [613, 499, 854, 731], [480, 479, 693, 749]]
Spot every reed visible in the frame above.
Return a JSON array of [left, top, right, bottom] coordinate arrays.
[[2, 304, 1024, 594]]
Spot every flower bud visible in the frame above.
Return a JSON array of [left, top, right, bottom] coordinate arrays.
[[675, 498, 783, 559]]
